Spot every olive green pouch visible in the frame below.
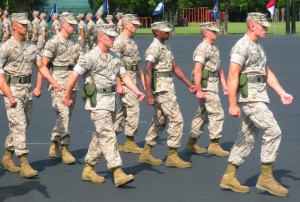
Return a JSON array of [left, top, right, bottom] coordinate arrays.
[[151, 69, 157, 91], [201, 69, 209, 88], [81, 85, 87, 102], [5, 74, 10, 83], [85, 83, 97, 107], [239, 73, 248, 98]]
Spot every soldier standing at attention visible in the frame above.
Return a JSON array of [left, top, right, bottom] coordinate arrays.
[[96, 11, 105, 26], [33, 12, 81, 164], [37, 13, 48, 51], [51, 13, 61, 36], [0, 12, 4, 42], [116, 12, 123, 34], [77, 13, 88, 53], [85, 13, 96, 50], [2, 11, 12, 42], [220, 12, 293, 197], [112, 14, 145, 153], [138, 22, 197, 168], [105, 15, 114, 25], [0, 13, 61, 178], [185, 22, 229, 157], [63, 24, 145, 187], [31, 10, 40, 43]]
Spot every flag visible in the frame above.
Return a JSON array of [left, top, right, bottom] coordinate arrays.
[[212, 0, 219, 20], [46, 2, 58, 23], [153, 0, 164, 16], [97, 0, 109, 15], [266, 0, 275, 17]]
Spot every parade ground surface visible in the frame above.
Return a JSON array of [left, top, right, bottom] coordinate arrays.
[[0, 35, 299, 202]]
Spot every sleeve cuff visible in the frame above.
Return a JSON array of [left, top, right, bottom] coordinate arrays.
[[194, 55, 205, 64], [119, 66, 127, 75], [0, 69, 5, 74], [74, 64, 87, 76], [230, 53, 245, 66], [43, 50, 53, 58], [145, 55, 156, 63]]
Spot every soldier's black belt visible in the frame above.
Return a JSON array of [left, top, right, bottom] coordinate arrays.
[[97, 85, 116, 93], [6, 74, 31, 84], [155, 71, 173, 77], [53, 66, 74, 71], [125, 64, 138, 72], [208, 71, 219, 78], [248, 75, 265, 83]]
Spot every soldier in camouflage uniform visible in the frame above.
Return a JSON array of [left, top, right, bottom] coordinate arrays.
[[85, 13, 96, 50], [2, 11, 12, 42], [96, 11, 105, 26], [220, 13, 293, 197], [51, 13, 61, 36], [77, 13, 88, 53], [138, 22, 197, 168], [31, 10, 40, 43], [63, 24, 145, 187], [0, 15, 3, 42], [116, 13, 123, 34], [36, 13, 48, 51], [105, 15, 114, 26], [33, 12, 81, 165], [0, 13, 61, 178], [185, 22, 229, 157], [112, 14, 145, 153]]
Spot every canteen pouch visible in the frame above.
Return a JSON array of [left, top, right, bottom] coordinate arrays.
[[5, 74, 10, 84], [151, 69, 157, 91], [201, 69, 209, 88], [82, 83, 97, 107], [239, 73, 248, 98]]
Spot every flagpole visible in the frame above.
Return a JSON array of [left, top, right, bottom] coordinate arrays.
[[107, 0, 109, 15]]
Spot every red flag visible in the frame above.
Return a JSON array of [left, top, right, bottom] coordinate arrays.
[[266, 0, 275, 17]]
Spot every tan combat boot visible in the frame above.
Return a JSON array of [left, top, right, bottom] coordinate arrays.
[[19, 155, 38, 178], [220, 162, 249, 193], [138, 144, 163, 166], [207, 138, 229, 157], [256, 163, 288, 197], [2, 150, 20, 173], [113, 167, 134, 188], [166, 147, 192, 168], [82, 164, 105, 183], [62, 145, 76, 164], [185, 137, 207, 154], [49, 141, 62, 159], [123, 136, 143, 153]]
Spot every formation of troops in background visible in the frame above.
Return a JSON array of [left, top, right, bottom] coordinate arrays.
[[0, 8, 294, 197]]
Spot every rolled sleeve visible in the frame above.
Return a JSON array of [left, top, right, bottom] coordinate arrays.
[[73, 64, 87, 76], [194, 55, 205, 64], [146, 55, 156, 63], [231, 53, 245, 66], [0, 68, 5, 74], [119, 66, 127, 75], [43, 50, 53, 58]]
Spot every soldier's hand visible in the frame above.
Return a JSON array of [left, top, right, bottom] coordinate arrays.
[[229, 105, 241, 118], [9, 98, 17, 108], [223, 86, 229, 96], [52, 84, 62, 92], [116, 85, 124, 94], [33, 87, 42, 98], [146, 95, 155, 106], [62, 97, 73, 107], [280, 93, 293, 105], [137, 92, 145, 102], [196, 90, 206, 99], [189, 85, 197, 94]]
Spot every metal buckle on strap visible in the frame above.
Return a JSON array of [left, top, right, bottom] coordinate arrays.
[[53, 66, 74, 71], [208, 71, 219, 77], [125, 65, 138, 72], [248, 75, 265, 83], [97, 85, 116, 93], [9, 76, 31, 84], [156, 71, 174, 77]]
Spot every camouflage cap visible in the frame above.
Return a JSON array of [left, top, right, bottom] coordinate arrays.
[[151, 21, 172, 32], [96, 11, 103, 15], [86, 13, 93, 17], [3, 10, 8, 16], [39, 13, 46, 17], [32, 10, 39, 15], [77, 13, 84, 18], [116, 12, 123, 17], [247, 12, 271, 27], [200, 22, 220, 32], [122, 14, 141, 25], [105, 14, 113, 19], [97, 24, 118, 37], [11, 13, 30, 24], [52, 13, 58, 17], [59, 12, 78, 24]]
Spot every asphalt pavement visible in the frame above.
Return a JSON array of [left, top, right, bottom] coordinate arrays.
[[0, 34, 299, 202]]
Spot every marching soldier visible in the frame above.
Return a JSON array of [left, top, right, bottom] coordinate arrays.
[[2, 11, 12, 42], [77, 13, 88, 53], [85, 13, 96, 50], [96, 11, 105, 26], [116, 12, 123, 34], [31, 10, 40, 43], [51, 13, 61, 36], [36, 13, 48, 51], [0, 13, 61, 178], [63, 24, 145, 187]]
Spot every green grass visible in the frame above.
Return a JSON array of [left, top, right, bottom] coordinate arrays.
[[136, 22, 300, 35]]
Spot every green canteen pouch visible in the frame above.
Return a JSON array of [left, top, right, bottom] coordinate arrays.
[[90, 89, 97, 108], [85, 83, 96, 97], [5, 74, 10, 83], [151, 69, 157, 91], [202, 69, 209, 79], [239, 73, 248, 98], [81, 85, 87, 102]]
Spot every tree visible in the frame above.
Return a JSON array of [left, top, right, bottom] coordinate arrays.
[[0, 0, 41, 12]]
